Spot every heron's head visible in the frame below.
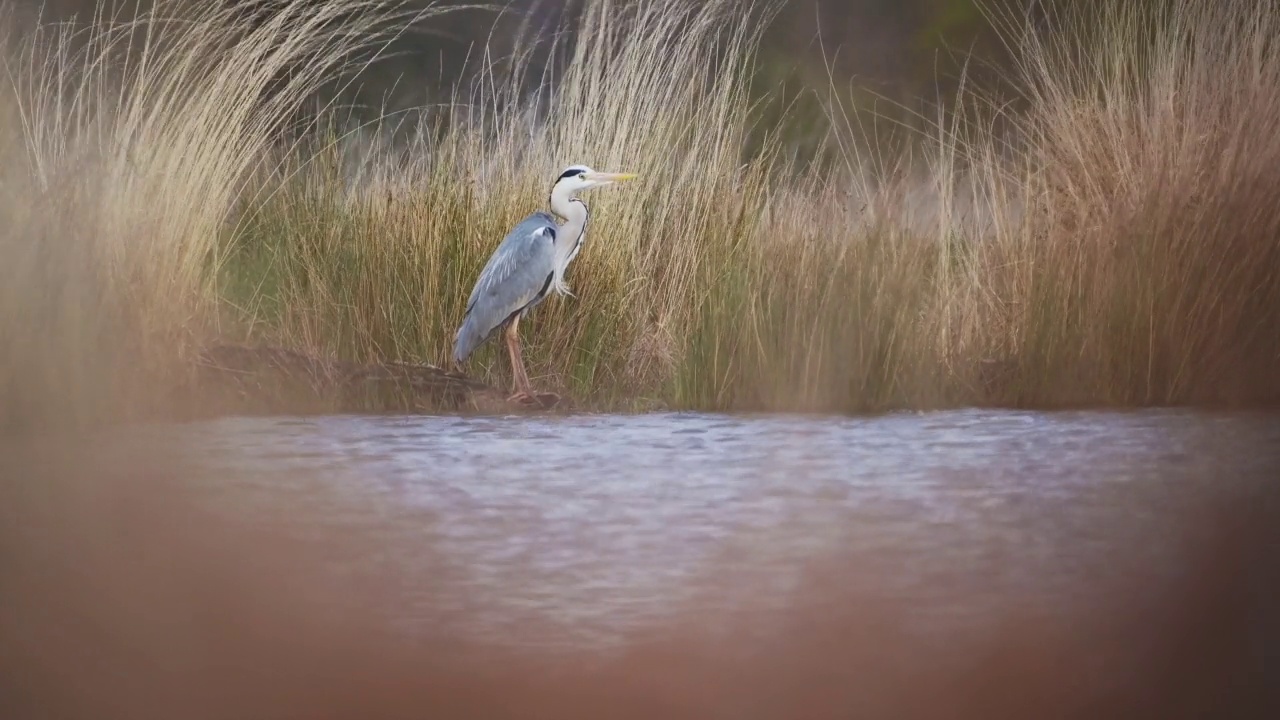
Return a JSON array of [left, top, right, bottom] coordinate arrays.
[[552, 164, 638, 196]]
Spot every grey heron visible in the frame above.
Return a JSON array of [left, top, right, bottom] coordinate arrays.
[[452, 164, 638, 406]]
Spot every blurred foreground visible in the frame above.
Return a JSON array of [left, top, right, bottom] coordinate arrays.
[[4, 410, 1280, 719]]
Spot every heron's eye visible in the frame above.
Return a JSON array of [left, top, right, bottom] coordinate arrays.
[[578, 173, 587, 180]]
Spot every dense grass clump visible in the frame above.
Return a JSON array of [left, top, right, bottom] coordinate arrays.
[[2, 0, 1279, 428], [0, 0, 450, 429]]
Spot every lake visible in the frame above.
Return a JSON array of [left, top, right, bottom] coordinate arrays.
[[163, 408, 1274, 643], [4, 408, 1279, 718]]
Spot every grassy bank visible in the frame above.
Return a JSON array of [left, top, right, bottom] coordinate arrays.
[[3, 0, 1280, 429]]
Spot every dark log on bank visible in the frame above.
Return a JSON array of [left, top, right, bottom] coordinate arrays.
[[192, 343, 514, 415]]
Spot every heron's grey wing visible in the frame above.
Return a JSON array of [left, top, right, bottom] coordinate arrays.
[[463, 212, 558, 316], [453, 212, 558, 363]]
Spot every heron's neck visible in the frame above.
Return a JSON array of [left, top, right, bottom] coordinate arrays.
[[550, 185, 588, 234], [548, 186, 589, 294]]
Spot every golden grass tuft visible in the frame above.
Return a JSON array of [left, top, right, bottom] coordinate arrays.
[[0, 0, 444, 430], [3, 0, 1279, 429]]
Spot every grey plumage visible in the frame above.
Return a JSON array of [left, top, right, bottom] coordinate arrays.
[[450, 163, 635, 404], [452, 211, 559, 363]]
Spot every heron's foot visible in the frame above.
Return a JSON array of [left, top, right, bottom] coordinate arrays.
[[506, 391, 561, 409]]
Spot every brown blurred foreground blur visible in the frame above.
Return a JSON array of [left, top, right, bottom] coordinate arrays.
[[3, 435, 1279, 720]]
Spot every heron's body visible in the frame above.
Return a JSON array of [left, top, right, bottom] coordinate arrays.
[[451, 211, 561, 364], [452, 165, 634, 406]]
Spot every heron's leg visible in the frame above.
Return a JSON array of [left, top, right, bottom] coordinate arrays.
[[504, 314, 533, 398], [503, 313, 560, 409]]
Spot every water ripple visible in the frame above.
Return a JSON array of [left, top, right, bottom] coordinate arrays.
[[149, 408, 1280, 649]]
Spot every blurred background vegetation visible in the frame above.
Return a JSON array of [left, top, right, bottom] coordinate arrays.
[[22, 0, 1049, 116]]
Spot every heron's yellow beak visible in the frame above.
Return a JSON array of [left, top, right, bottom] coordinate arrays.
[[589, 171, 639, 184]]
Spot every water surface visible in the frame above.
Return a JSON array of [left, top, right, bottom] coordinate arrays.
[[148, 408, 1280, 652]]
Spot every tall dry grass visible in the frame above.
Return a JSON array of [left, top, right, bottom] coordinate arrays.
[[0, 0, 444, 430], [221, 0, 775, 409], [968, 0, 1280, 407], [715, 0, 1280, 410], [3, 0, 1279, 429]]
